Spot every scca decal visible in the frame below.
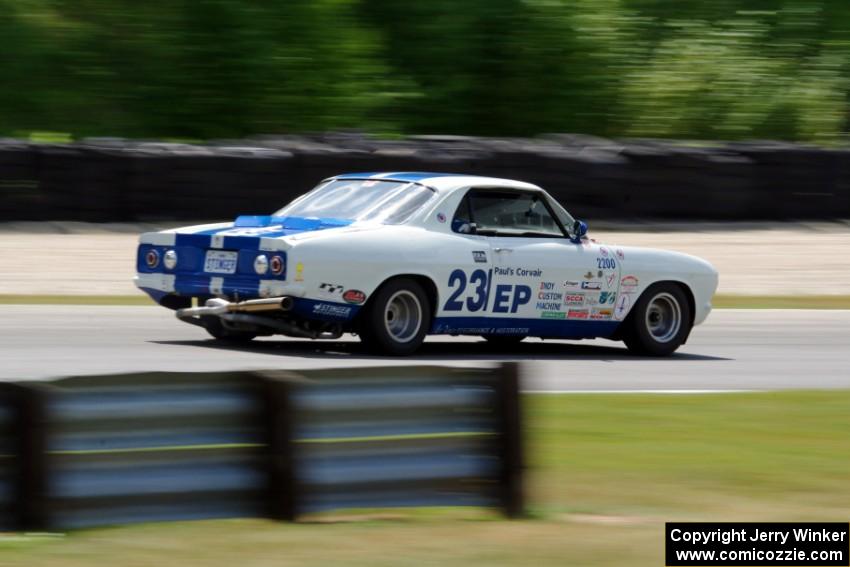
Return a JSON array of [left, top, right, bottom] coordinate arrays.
[[443, 269, 531, 313]]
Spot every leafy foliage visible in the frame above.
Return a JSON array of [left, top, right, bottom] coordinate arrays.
[[1, 0, 849, 142]]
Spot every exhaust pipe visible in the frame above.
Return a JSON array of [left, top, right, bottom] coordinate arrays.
[[176, 296, 295, 319], [234, 296, 294, 313]]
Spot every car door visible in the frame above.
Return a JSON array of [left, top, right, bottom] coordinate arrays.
[[464, 189, 621, 335], [431, 195, 495, 334]]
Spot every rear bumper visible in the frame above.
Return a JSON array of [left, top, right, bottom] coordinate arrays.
[[137, 273, 360, 327], [135, 273, 304, 305]]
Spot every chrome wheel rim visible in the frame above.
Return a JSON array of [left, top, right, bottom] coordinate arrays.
[[645, 292, 681, 343], [384, 290, 422, 343]]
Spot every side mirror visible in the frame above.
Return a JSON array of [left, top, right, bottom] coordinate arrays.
[[570, 220, 588, 243]]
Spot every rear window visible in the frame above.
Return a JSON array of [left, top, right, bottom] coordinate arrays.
[[275, 179, 436, 224]]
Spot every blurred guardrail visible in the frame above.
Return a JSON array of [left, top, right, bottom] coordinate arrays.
[[1, 133, 849, 222], [0, 364, 522, 530]]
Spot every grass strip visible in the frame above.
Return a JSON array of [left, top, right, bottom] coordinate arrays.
[[711, 294, 850, 309]]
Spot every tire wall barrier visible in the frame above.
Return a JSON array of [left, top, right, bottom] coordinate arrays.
[[1, 134, 848, 222], [0, 364, 523, 530]]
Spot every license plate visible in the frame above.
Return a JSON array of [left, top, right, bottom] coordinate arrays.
[[204, 250, 238, 274]]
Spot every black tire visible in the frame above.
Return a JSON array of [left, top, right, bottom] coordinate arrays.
[[359, 278, 431, 356], [481, 335, 526, 346], [202, 316, 257, 343], [622, 283, 691, 356]]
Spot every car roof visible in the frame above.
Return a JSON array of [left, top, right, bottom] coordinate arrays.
[[329, 172, 542, 193]]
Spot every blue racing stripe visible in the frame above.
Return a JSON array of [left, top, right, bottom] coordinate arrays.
[[222, 235, 261, 250], [221, 276, 260, 298], [192, 216, 353, 240], [334, 172, 461, 183], [174, 274, 211, 296], [175, 233, 213, 248]]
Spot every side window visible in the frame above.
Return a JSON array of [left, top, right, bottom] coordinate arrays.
[[468, 191, 564, 237]]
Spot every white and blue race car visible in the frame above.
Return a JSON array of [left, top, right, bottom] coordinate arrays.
[[135, 172, 718, 356]]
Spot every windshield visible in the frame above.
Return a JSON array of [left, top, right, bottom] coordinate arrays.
[[275, 179, 436, 224]]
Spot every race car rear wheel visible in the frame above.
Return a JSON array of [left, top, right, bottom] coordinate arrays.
[[359, 278, 431, 356], [623, 283, 691, 356], [202, 316, 257, 343]]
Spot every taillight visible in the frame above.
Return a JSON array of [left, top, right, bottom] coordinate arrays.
[[145, 249, 160, 269], [270, 255, 284, 276]]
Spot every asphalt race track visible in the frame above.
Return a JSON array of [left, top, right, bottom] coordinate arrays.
[[3, 305, 849, 391]]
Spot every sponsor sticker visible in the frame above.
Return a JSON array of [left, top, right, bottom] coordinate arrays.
[[312, 303, 351, 318], [295, 262, 304, 282], [567, 308, 589, 320], [582, 281, 601, 290], [563, 279, 580, 289], [621, 275, 639, 290], [600, 247, 608, 257], [204, 250, 238, 274], [583, 271, 594, 280], [492, 327, 530, 335], [318, 283, 344, 297], [541, 311, 566, 319], [342, 289, 367, 304], [616, 248, 625, 261], [591, 307, 613, 320], [563, 293, 585, 306], [598, 291, 617, 305], [614, 293, 631, 320], [537, 282, 562, 302], [606, 273, 616, 288], [436, 212, 447, 223], [473, 250, 487, 263]]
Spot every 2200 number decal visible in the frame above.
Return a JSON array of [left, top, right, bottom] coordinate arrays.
[[443, 269, 531, 313], [597, 257, 616, 269]]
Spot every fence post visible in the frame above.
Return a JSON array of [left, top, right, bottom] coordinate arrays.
[[5, 383, 50, 530], [496, 362, 524, 518], [263, 374, 297, 522]]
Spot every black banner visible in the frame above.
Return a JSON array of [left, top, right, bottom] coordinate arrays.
[[666, 523, 849, 566]]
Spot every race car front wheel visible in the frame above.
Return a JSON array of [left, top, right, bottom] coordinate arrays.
[[359, 278, 431, 356], [622, 283, 691, 356]]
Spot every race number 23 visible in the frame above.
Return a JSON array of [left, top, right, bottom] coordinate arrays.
[[443, 269, 531, 313]]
